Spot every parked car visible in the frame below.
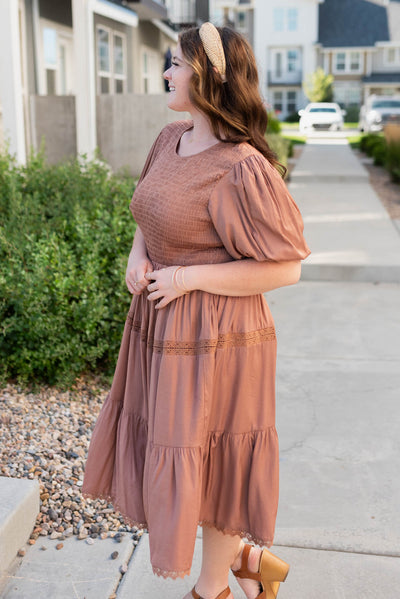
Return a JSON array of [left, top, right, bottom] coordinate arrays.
[[359, 95, 400, 132], [298, 102, 345, 133]]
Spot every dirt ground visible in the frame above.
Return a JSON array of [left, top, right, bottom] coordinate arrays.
[[357, 153, 400, 220]]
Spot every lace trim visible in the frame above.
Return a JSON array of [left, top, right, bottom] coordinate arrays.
[[152, 565, 191, 579], [127, 316, 275, 355], [81, 493, 273, 574], [199, 520, 273, 549]]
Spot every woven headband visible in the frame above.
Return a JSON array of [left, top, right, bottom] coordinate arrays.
[[199, 22, 226, 82]]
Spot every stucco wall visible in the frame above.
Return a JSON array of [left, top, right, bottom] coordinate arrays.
[[96, 93, 187, 176], [30, 95, 77, 163]]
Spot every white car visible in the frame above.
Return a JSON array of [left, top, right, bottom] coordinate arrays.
[[298, 102, 345, 133], [359, 95, 400, 132]]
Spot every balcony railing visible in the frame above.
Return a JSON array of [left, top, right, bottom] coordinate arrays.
[[267, 70, 302, 85]]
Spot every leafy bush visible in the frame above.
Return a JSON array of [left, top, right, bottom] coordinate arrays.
[[0, 150, 136, 387], [266, 134, 291, 169], [360, 133, 386, 160], [386, 140, 400, 183], [285, 112, 300, 123], [303, 68, 334, 103], [372, 138, 387, 166], [266, 112, 282, 134], [344, 105, 360, 123]]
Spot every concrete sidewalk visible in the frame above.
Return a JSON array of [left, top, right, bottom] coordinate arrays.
[[293, 139, 400, 283], [2, 138, 400, 598]]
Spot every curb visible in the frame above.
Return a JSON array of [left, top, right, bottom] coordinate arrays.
[[0, 477, 39, 577]]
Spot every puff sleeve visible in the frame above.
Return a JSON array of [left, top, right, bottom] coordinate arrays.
[[208, 153, 311, 262]]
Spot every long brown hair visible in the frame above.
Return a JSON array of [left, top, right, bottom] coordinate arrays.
[[179, 26, 284, 174]]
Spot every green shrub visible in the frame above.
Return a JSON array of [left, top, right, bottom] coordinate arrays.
[[359, 134, 387, 166], [266, 112, 282, 134], [372, 139, 387, 166], [0, 150, 136, 387], [285, 112, 300, 123], [266, 133, 291, 170], [386, 140, 400, 183], [344, 105, 360, 123]]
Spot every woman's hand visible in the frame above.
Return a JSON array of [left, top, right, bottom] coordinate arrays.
[[146, 266, 188, 309], [126, 253, 153, 295]]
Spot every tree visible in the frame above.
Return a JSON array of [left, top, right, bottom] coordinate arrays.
[[303, 68, 334, 103]]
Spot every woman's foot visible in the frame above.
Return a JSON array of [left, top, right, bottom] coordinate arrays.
[[230, 541, 263, 599]]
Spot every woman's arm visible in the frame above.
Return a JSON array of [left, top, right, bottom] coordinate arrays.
[[126, 226, 154, 295], [145, 259, 301, 309], [184, 259, 301, 296]]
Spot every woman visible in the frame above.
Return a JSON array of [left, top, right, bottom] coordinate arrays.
[[83, 23, 310, 599]]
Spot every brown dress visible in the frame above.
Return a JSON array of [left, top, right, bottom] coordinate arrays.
[[82, 120, 310, 579]]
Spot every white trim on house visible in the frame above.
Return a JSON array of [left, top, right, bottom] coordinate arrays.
[[320, 46, 377, 53], [94, 0, 138, 27], [0, 0, 26, 162], [72, 0, 97, 158], [151, 19, 179, 43]]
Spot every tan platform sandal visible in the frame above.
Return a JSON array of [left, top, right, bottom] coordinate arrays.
[[191, 586, 231, 599], [231, 544, 289, 599]]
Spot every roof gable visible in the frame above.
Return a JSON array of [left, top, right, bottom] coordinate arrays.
[[318, 0, 390, 47]]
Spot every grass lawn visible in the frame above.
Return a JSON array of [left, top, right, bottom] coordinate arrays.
[[343, 122, 359, 129], [280, 122, 300, 130], [347, 134, 363, 149], [282, 133, 307, 145]]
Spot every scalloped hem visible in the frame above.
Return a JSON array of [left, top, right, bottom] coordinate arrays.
[[82, 492, 274, 579], [153, 565, 191, 579], [199, 520, 273, 549]]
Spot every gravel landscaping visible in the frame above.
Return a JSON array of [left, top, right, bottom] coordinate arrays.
[[0, 379, 143, 549]]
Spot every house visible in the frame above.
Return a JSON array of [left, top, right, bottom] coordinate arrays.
[[0, 0, 179, 173], [210, 0, 255, 46], [254, 0, 322, 119], [165, 0, 209, 28], [317, 0, 400, 110], [254, 0, 400, 120]]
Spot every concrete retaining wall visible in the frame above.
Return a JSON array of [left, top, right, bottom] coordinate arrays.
[[96, 94, 185, 176], [28, 94, 183, 175], [30, 95, 77, 164]]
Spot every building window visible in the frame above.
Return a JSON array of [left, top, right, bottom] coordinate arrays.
[[42, 25, 72, 95], [273, 91, 283, 113], [387, 48, 396, 63], [43, 27, 57, 95], [335, 52, 346, 71], [287, 90, 297, 113], [350, 52, 361, 71], [287, 8, 298, 32], [273, 8, 284, 32], [287, 49, 299, 72], [113, 34, 125, 94], [333, 51, 363, 74], [274, 52, 282, 78], [97, 27, 111, 93], [384, 47, 400, 66], [237, 11, 246, 28], [97, 26, 126, 94], [141, 46, 162, 94]]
